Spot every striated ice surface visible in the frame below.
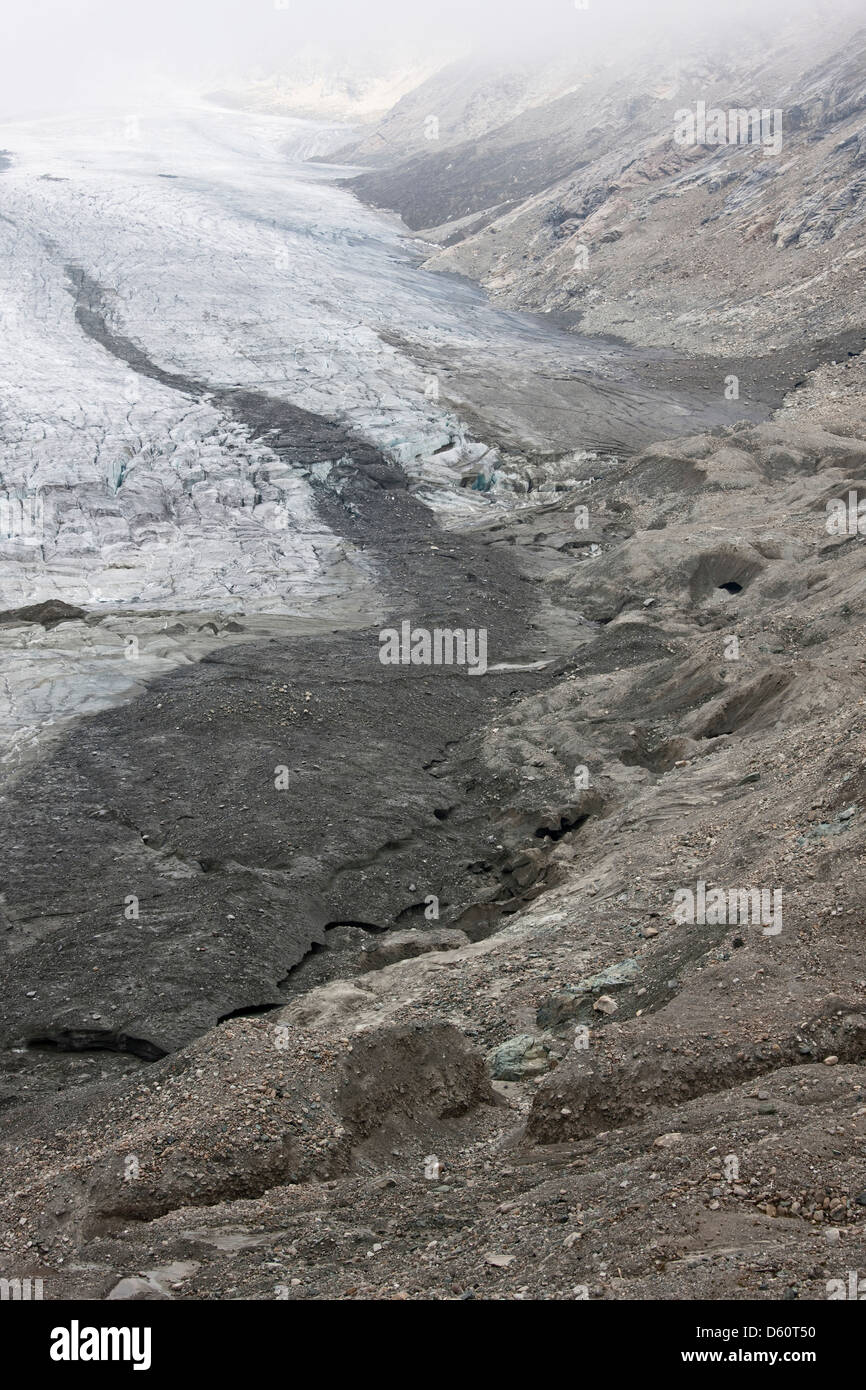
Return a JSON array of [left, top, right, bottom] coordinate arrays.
[[0, 98, 641, 772]]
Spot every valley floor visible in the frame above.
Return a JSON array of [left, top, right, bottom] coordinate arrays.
[[1, 102, 865, 1302]]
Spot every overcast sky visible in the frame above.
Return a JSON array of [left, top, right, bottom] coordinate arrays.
[[0, 0, 855, 121]]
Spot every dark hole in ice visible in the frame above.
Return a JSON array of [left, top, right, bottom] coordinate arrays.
[[324, 919, 387, 933], [718, 581, 743, 594], [26, 1029, 166, 1061], [217, 1002, 282, 1024]]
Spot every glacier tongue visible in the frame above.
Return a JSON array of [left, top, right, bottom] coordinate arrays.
[[0, 98, 722, 777]]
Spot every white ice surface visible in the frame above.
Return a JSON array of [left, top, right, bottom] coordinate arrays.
[[0, 99, 605, 772]]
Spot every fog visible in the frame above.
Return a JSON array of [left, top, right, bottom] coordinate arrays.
[[0, 0, 859, 121]]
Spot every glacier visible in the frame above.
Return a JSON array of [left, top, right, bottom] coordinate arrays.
[[0, 97, 747, 778]]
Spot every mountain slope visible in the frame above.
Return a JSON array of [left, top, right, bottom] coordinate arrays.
[[346, 12, 866, 354]]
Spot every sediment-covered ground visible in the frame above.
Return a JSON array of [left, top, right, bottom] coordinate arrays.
[[1, 64, 865, 1301]]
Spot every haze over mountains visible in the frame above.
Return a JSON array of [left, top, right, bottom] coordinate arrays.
[[206, 5, 866, 358]]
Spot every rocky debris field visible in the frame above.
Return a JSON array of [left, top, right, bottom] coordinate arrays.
[[3, 354, 866, 1300]]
